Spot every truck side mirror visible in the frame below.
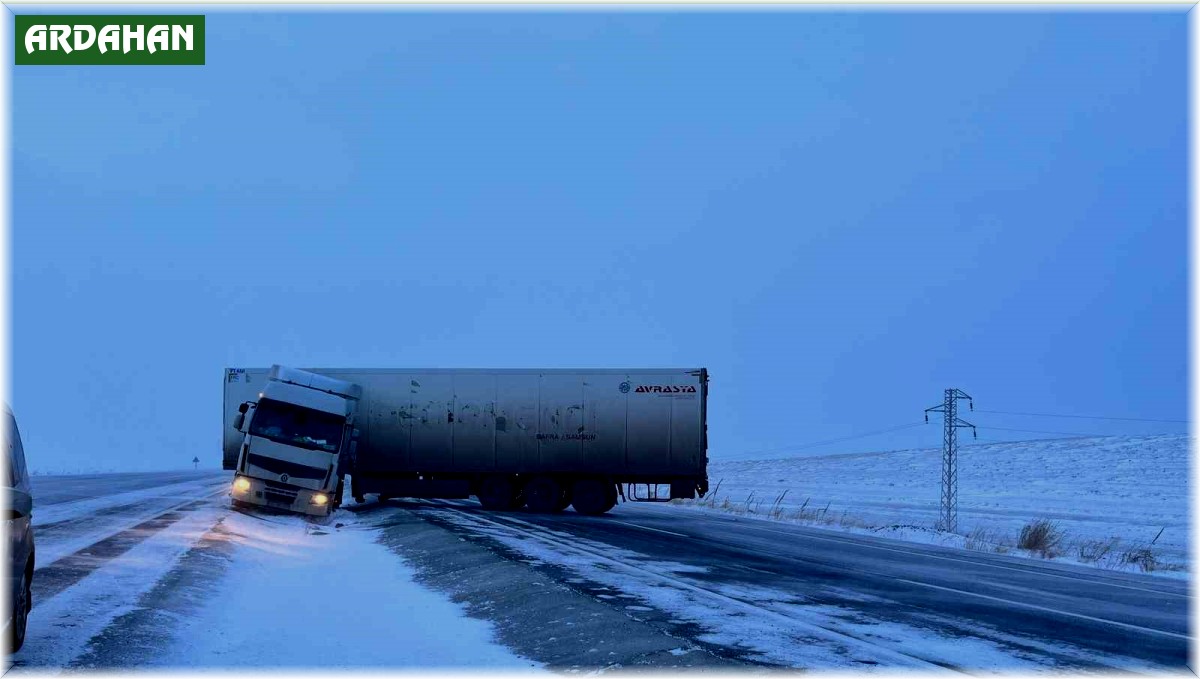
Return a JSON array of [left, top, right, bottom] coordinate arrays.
[[352, 428, 361, 440], [238, 402, 250, 414], [233, 413, 245, 431]]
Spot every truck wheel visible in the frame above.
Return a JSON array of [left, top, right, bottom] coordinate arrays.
[[354, 494, 366, 504], [524, 477, 564, 513], [571, 479, 616, 515], [477, 476, 517, 511], [508, 491, 526, 510]]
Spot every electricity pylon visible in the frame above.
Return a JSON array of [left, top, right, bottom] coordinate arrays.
[[925, 389, 976, 533]]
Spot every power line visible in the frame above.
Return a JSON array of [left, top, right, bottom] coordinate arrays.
[[974, 427, 1190, 441], [977, 425, 1158, 438], [730, 422, 926, 458], [971, 432, 1192, 444], [974, 409, 1188, 425], [969, 434, 1084, 443], [723, 412, 1189, 461]]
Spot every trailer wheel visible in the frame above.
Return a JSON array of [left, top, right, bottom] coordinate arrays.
[[571, 479, 616, 515], [477, 476, 518, 511], [524, 477, 565, 513], [556, 489, 572, 511]]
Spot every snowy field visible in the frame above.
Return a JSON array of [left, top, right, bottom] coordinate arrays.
[[681, 434, 1190, 573]]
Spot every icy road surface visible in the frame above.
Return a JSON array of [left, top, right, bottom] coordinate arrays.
[[11, 471, 538, 672], [6, 471, 1190, 672], [354, 498, 1190, 672]]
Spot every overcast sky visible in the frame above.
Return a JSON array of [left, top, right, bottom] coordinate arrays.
[[12, 8, 1187, 472]]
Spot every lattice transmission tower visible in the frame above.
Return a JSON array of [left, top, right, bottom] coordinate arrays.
[[924, 389, 976, 533]]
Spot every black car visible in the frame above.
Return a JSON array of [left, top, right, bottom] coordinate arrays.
[[5, 407, 33, 653]]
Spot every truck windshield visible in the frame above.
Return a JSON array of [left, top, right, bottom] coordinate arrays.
[[248, 399, 344, 453]]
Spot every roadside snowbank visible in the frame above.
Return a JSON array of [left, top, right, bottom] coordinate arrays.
[[164, 510, 543, 669], [686, 434, 1189, 574]]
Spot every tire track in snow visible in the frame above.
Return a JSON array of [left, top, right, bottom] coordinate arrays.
[[421, 502, 955, 672], [12, 503, 227, 671], [34, 480, 230, 569], [424, 501, 1178, 671], [31, 488, 227, 606]]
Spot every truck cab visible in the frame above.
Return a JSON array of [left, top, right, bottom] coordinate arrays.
[[229, 366, 362, 516]]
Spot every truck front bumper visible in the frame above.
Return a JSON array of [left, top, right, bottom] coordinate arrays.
[[230, 475, 332, 517]]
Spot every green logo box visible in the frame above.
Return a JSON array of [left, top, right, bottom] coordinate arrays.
[[16, 15, 204, 65]]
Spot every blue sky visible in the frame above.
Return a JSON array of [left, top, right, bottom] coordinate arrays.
[[11, 8, 1188, 471]]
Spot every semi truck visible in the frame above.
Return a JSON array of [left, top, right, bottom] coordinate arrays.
[[224, 366, 361, 516], [224, 366, 709, 516]]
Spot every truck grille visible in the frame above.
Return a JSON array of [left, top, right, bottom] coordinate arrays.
[[262, 480, 299, 506], [247, 453, 329, 481]]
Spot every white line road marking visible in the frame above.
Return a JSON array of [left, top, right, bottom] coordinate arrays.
[[606, 520, 689, 538], [652, 511, 1190, 599], [732, 564, 775, 575], [894, 578, 1191, 642]]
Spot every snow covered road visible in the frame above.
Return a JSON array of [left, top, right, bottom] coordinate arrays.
[[31, 471, 230, 508], [10, 471, 538, 672], [357, 497, 1191, 672], [6, 471, 1191, 672], [31, 472, 229, 570]]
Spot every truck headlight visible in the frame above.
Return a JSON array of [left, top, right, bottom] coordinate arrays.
[[233, 477, 251, 492], [311, 493, 329, 506]]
